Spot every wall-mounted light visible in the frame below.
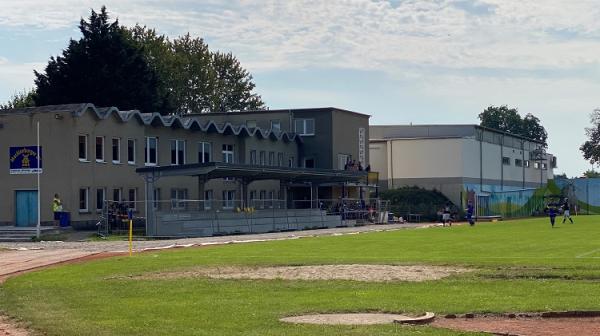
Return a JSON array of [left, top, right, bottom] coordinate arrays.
[[54, 114, 63, 120]]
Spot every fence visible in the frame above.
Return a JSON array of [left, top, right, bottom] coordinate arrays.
[[98, 198, 390, 238], [475, 189, 545, 219]]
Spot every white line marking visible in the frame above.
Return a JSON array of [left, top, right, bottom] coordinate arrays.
[[576, 248, 600, 258]]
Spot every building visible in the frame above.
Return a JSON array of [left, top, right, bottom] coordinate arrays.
[[0, 104, 370, 234], [369, 124, 556, 206]]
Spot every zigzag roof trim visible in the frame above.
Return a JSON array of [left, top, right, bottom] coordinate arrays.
[[72, 103, 302, 143]]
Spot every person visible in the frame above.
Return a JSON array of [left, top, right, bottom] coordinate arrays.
[[52, 194, 63, 222], [442, 203, 452, 227], [365, 164, 371, 172], [547, 203, 557, 228], [466, 200, 475, 226], [561, 198, 574, 224]]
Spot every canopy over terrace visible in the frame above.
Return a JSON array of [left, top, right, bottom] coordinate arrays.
[[136, 162, 369, 235]]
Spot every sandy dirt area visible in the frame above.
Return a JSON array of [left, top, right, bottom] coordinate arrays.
[[127, 264, 471, 282], [432, 315, 600, 336], [0, 316, 31, 336], [280, 313, 429, 325]]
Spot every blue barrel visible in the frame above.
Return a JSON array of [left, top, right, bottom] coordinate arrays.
[[59, 212, 71, 227]]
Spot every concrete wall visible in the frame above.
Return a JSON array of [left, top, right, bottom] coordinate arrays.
[[331, 109, 370, 169]]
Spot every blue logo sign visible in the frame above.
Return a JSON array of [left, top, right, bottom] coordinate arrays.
[[9, 146, 43, 174]]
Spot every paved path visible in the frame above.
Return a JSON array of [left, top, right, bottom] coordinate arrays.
[[0, 223, 430, 281]]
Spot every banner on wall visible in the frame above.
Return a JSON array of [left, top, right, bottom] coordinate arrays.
[[9, 146, 43, 174]]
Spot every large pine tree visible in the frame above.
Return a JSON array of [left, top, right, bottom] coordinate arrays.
[[34, 7, 166, 113]]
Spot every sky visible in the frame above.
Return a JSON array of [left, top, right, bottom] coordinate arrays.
[[1, 0, 599, 177]]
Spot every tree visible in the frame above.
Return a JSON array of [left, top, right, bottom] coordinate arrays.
[[34, 7, 167, 113], [210, 52, 265, 112], [554, 172, 568, 179], [0, 89, 36, 109], [479, 105, 548, 146], [583, 169, 600, 178], [580, 109, 600, 165]]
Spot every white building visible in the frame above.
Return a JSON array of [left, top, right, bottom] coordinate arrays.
[[369, 125, 556, 205]]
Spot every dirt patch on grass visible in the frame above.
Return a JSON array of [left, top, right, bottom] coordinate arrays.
[[0, 315, 31, 336], [432, 314, 600, 336], [280, 313, 433, 325], [127, 264, 470, 282]]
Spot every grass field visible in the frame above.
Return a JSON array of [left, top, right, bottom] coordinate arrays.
[[1, 216, 600, 335]]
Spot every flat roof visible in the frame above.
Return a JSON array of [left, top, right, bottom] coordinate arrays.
[[187, 107, 371, 118], [136, 162, 367, 184]]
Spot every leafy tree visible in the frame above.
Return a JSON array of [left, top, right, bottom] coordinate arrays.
[[554, 172, 568, 179], [479, 105, 548, 146], [210, 52, 265, 112], [34, 7, 167, 113], [583, 169, 600, 178], [581, 109, 600, 165], [0, 89, 36, 109]]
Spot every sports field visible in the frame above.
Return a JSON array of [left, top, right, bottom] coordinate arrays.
[[1, 216, 600, 335]]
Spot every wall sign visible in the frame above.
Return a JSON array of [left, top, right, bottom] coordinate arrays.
[[9, 146, 43, 174], [358, 127, 366, 164]]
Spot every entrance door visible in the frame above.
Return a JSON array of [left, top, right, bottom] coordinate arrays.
[[15, 190, 38, 227]]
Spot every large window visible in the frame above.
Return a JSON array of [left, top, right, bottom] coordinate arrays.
[[249, 150, 257, 165], [112, 138, 121, 163], [502, 157, 510, 165], [96, 188, 105, 212], [78, 135, 88, 161], [338, 154, 350, 170], [95, 136, 105, 162], [259, 151, 266, 166], [128, 188, 137, 209], [79, 188, 89, 212], [288, 156, 295, 168], [277, 152, 284, 167], [270, 120, 281, 132], [304, 158, 315, 168], [170, 139, 186, 165], [145, 137, 158, 166], [112, 188, 122, 202], [153, 188, 161, 210], [222, 144, 234, 163], [515, 159, 523, 167], [222, 190, 236, 209], [294, 118, 315, 136], [171, 189, 188, 210], [204, 190, 213, 210], [198, 142, 212, 163], [268, 151, 275, 166], [127, 139, 136, 164]]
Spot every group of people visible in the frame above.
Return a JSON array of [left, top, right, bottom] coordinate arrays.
[[546, 198, 574, 227], [438, 200, 475, 227], [344, 159, 370, 172]]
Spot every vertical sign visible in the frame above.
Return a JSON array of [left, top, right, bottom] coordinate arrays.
[[9, 146, 43, 174], [358, 127, 366, 164]]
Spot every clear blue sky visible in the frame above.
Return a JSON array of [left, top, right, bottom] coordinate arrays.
[[1, 1, 599, 177]]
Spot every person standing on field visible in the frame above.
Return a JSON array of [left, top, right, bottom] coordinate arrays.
[[547, 204, 557, 228], [52, 193, 63, 223], [466, 200, 475, 226], [562, 198, 574, 224]]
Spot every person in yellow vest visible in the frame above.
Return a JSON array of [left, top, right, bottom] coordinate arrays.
[[52, 194, 63, 222]]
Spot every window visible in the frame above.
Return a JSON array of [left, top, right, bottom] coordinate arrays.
[[515, 159, 523, 167], [204, 190, 213, 210], [112, 188, 122, 202], [294, 118, 315, 136], [551, 156, 558, 168], [95, 136, 105, 162], [259, 151, 266, 166], [153, 188, 161, 210], [525, 160, 531, 168], [259, 190, 266, 209], [128, 188, 137, 209], [249, 150, 257, 165], [112, 138, 121, 163], [246, 120, 257, 129], [145, 137, 158, 166], [267, 190, 275, 208], [277, 153, 284, 167], [127, 139, 136, 164], [79, 188, 89, 212], [534, 162, 540, 169], [78, 135, 88, 161], [96, 188, 105, 212], [502, 157, 510, 165], [171, 188, 188, 210], [271, 120, 281, 132], [198, 142, 211, 163], [222, 190, 236, 209], [222, 144, 234, 163], [542, 162, 547, 170], [288, 156, 295, 168], [338, 154, 350, 170], [268, 151, 275, 166], [304, 158, 315, 168], [249, 190, 257, 201], [170, 139, 186, 165]]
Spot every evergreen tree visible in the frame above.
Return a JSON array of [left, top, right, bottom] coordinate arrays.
[[34, 7, 167, 113]]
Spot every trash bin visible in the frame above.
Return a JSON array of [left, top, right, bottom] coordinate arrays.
[[59, 212, 71, 227]]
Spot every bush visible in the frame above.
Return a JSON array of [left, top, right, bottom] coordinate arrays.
[[380, 186, 455, 222]]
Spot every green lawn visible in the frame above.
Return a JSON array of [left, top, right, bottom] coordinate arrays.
[[1, 216, 600, 336]]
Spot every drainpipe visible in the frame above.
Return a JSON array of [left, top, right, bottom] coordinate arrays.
[[479, 130, 483, 192], [500, 134, 504, 191], [522, 141, 525, 189], [389, 140, 394, 189]]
